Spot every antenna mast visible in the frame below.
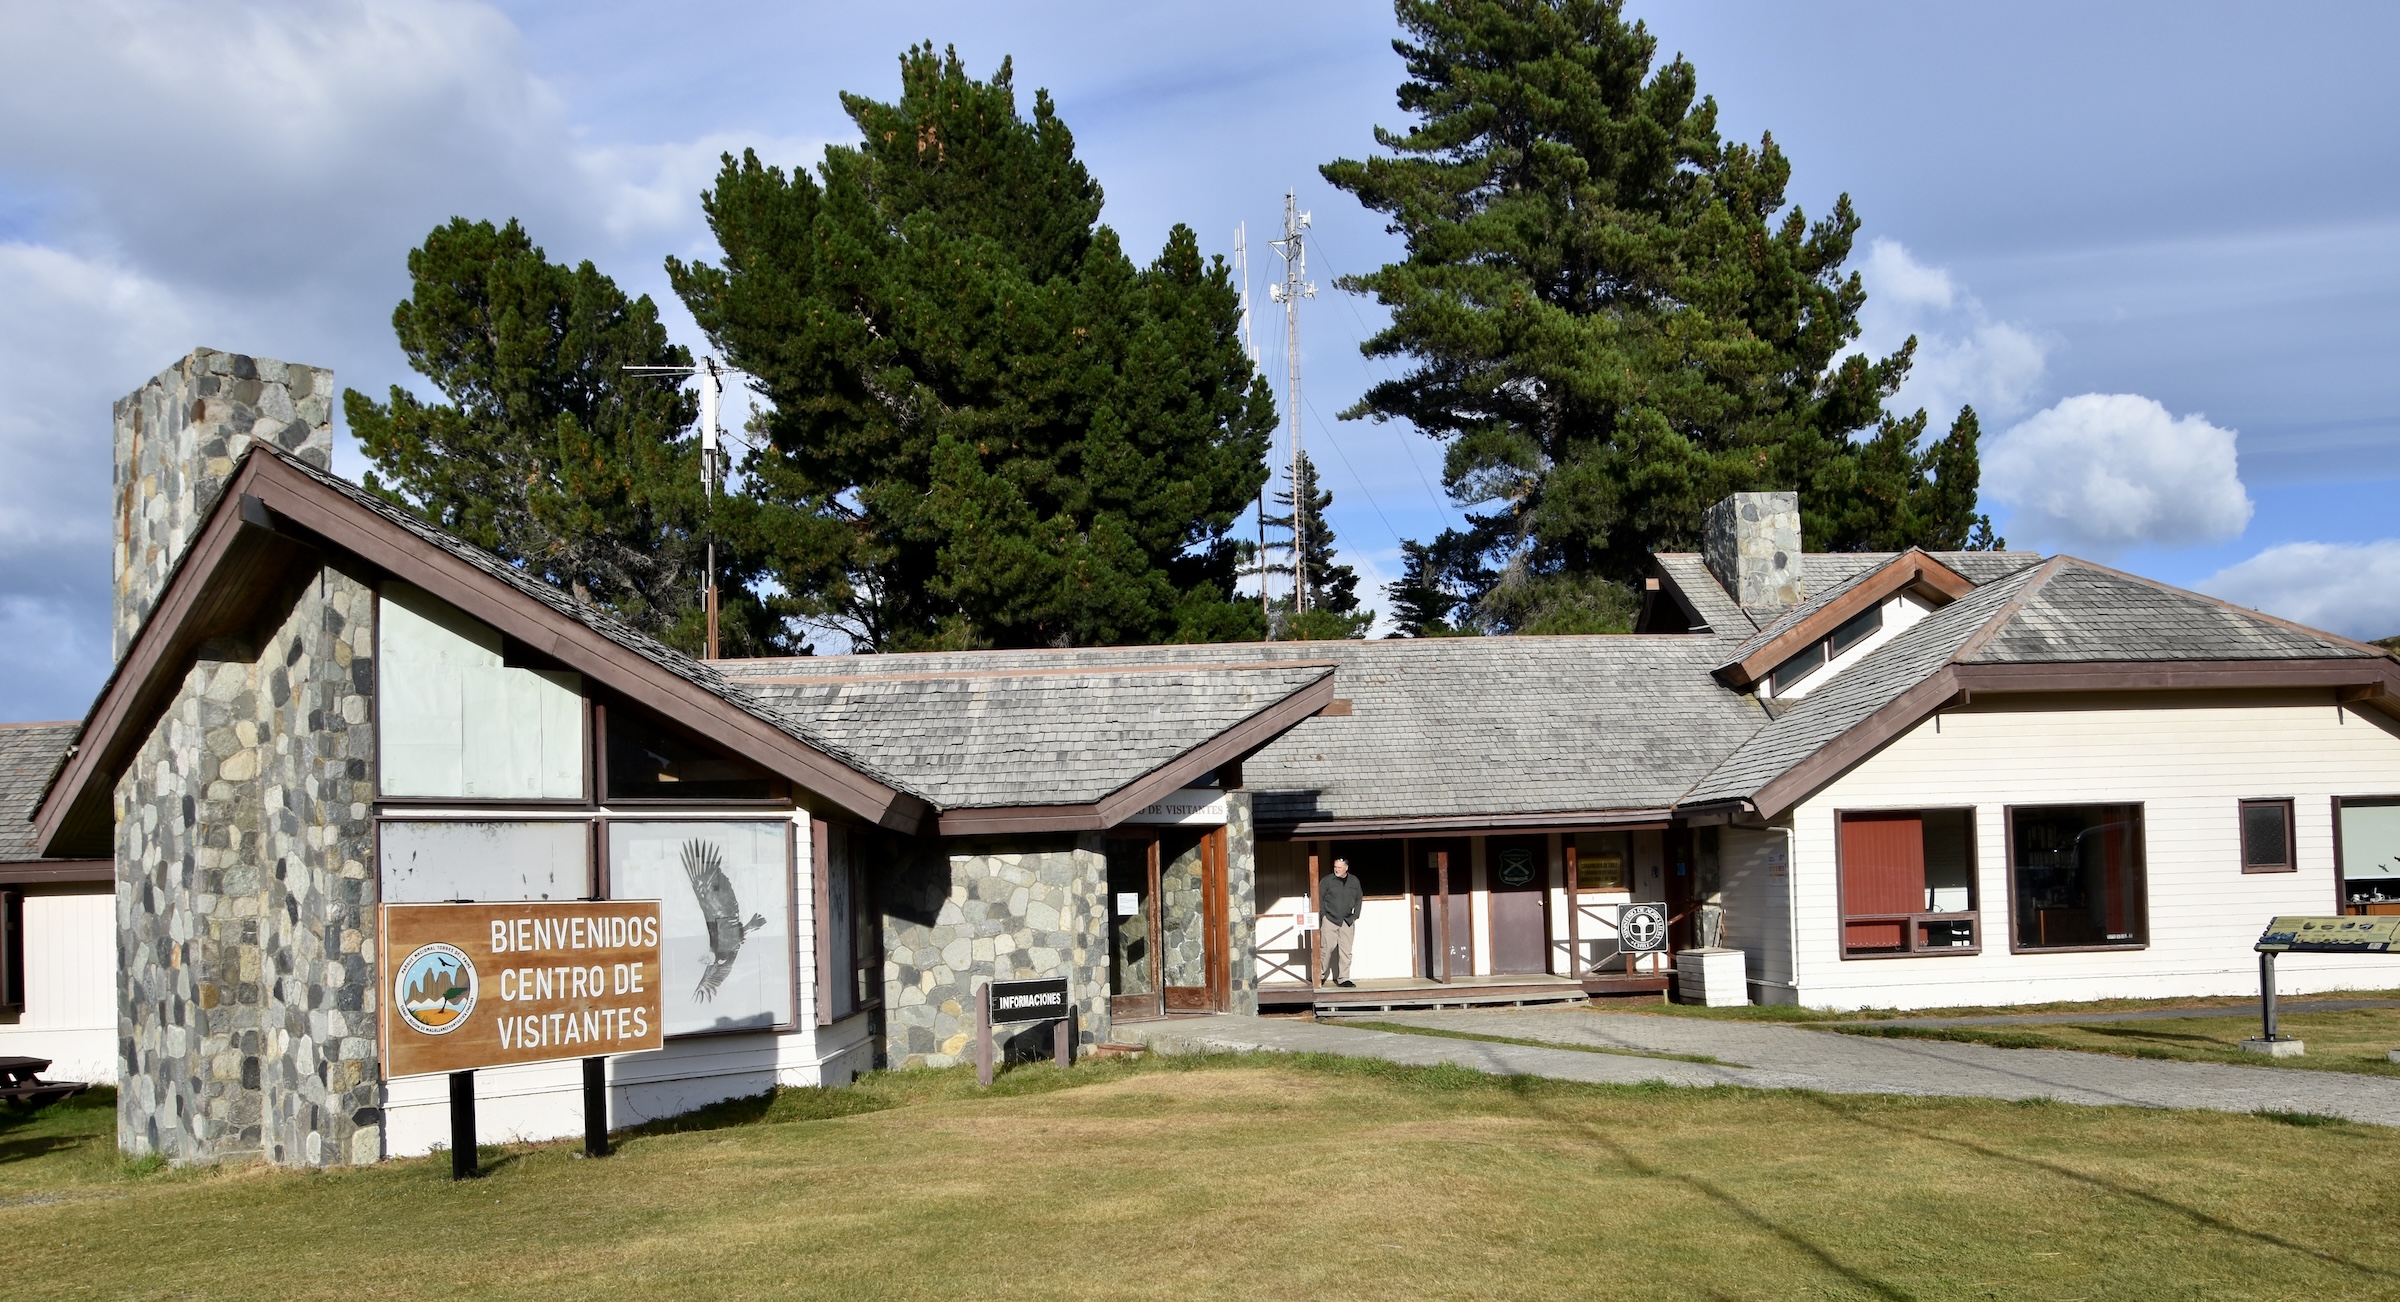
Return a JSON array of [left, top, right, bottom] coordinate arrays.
[[1235, 221, 1269, 626], [1268, 190, 1315, 614], [623, 355, 728, 660]]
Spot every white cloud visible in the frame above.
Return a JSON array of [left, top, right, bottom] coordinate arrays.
[[2200, 541, 2400, 641], [1855, 238, 2050, 428], [1984, 393, 2253, 555]]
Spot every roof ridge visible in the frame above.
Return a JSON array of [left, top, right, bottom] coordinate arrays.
[[2038, 553, 2386, 659], [0, 720, 78, 730], [1949, 555, 2068, 665], [734, 662, 1337, 687]]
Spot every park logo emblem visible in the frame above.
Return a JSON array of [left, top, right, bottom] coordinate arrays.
[[394, 942, 480, 1036]]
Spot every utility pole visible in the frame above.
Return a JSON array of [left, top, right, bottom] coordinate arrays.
[[1268, 191, 1315, 614], [1235, 222, 1269, 628], [623, 355, 728, 660]]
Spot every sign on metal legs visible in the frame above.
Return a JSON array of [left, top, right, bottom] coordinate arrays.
[[381, 901, 664, 1177]]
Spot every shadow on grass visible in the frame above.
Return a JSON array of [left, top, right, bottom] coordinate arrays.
[[1804, 1092, 2400, 1283]]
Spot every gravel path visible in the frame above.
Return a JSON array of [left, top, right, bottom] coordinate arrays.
[[1123, 1007, 2400, 1126]]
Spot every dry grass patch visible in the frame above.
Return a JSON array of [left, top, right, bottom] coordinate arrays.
[[5, 1055, 2399, 1299]]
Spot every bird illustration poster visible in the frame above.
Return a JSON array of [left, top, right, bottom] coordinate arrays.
[[605, 821, 793, 1036]]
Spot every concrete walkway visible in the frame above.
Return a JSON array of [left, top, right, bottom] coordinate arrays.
[[1122, 1006, 2400, 1127]]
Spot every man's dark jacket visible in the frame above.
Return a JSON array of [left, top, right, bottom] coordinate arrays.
[[1319, 871, 1364, 926]]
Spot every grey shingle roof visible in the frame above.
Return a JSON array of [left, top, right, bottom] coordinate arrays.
[[1680, 568, 2044, 807], [250, 449, 1332, 816], [737, 666, 1331, 808], [1653, 555, 1758, 634], [724, 638, 1770, 826], [1960, 561, 2371, 663], [0, 722, 79, 862]]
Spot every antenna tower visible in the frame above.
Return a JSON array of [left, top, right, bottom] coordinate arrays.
[[623, 355, 728, 659], [1267, 190, 1315, 613], [1234, 222, 1269, 626]]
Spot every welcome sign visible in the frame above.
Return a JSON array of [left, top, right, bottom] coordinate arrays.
[[381, 900, 665, 1078]]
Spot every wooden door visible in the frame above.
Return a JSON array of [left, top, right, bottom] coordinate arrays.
[[1412, 839, 1473, 980], [1486, 837, 1551, 974], [1160, 827, 1228, 1013]]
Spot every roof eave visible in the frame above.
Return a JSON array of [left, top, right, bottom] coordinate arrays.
[[37, 448, 930, 856], [1714, 551, 1977, 688]]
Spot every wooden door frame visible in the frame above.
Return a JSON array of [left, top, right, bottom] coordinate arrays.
[[1109, 827, 1230, 1019]]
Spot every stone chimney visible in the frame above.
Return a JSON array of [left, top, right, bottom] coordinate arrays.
[[1702, 490, 1804, 607], [113, 348, 333, 659]]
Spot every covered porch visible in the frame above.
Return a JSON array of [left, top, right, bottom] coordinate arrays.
[[1251, 823, 1723, 1012]]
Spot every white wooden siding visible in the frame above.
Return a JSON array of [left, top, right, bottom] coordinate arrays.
[[0, 885, 117, 1082], [1774, 691, 2400, 1009]]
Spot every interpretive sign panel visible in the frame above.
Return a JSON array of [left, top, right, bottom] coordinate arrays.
[[381, 900, 664, 1078], [989, 977, 1071, 1024], [1618, 902, 1669, 953], [2256, 916, 2400, 953]]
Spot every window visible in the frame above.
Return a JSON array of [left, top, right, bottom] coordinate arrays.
[[602, 703, 779, 802], [378, 582, 584, 800], [816, 821, 881, 1022], [2240, 799, 2295, 873], [0, 888, 21, 1013], [2339, 797, 2400, 911], [1838, 809, 1978, 957], [1572, 832, 1628, 891], [606, 820, 795, 1036], [1770, 603, 1885, 694], [378, 819, 592, 902], [2010, 804, 2147, 950]]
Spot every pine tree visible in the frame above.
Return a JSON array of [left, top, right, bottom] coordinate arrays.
[[1324, 0, 1999, 634], [667, 45, 1277, 652], [1258, 452, 1374, 640], [342, 218, 770, 655]]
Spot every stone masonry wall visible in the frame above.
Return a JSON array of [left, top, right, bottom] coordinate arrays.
[[114, 349, 333, 659], [1701, 491, 1804, 607], [1224, 792, 1257, 1016], [116, 562, 381, 1167], [880, 835, 1111, 1068]]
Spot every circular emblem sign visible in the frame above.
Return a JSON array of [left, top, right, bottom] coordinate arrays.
[[394, 942, 479, 1036], [1619, 903, 1668, 953], [1496, 849, 1536, 888]]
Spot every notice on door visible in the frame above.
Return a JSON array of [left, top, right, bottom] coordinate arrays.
[[381, 900, 665, 1078]]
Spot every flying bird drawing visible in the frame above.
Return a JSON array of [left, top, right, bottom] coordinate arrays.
[[680, 838, 767, 1001]]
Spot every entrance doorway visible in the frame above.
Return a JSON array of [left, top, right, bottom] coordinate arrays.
[[1105, 828, 1229, 1022], [1410, 839, 1474, 980], [1486, 836, 1551, 974]]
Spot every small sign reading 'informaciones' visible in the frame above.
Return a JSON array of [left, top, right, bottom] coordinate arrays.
[[989, 977, 1071, 1024]]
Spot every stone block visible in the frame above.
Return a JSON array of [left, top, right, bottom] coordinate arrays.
[[2239, 1037, 2305, 1058]]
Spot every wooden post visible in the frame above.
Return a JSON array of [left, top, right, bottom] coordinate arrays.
[[1054, 1011, 1073, 1067], [976, 981, 995, 1087], [449, 1070, 477, 1180], [1565, 843, 1581, 980], [2260, 951, 2281, 1042], [581, 1056, 610, 1158], [1437, 849, 1452, 985], [1307, 849, 1322, 988]]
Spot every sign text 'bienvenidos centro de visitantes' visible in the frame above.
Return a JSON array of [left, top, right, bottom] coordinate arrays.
[[380, 900, 665, 1077]]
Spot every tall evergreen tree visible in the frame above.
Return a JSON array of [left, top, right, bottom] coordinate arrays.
[[667, 45, 1277, 651], [1325, 0, 1998, 634], [1258, 452, 1374, 640], [343, 217, 769, 655]]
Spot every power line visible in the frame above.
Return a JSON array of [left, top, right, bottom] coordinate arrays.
[[1289, 227, 1459, 528]]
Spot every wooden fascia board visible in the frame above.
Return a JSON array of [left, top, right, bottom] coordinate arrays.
[[1715, 552, 1974, 689], [1736, 655, 2400, 823], [39, 452, 929, 850], [1260, 808, 1677, 839], [1745, 667, 1963, 822], [35, 456, 300, 856], [0, 859, 114, 885], [242, 459, 931, 833], [933, 670, 1338, 837]]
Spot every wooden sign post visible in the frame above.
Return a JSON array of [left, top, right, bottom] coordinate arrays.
[[976, 977, 1073, 1087], [382, 901, 664, 1177]]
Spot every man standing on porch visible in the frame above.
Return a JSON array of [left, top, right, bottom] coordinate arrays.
[[1319, 857, 1363, 987]]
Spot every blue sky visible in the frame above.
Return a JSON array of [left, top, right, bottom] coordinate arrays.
[[1, 0, 2394, 720]]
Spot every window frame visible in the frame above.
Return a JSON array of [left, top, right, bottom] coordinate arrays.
[[371, 582, 595, 807], [593, 699, 791, 808], [2238, 798, 2297, 874], [2004, 802, 2151, 954], [1833, 806, 1982, 960]]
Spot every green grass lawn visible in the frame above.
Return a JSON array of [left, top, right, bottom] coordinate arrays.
[[8, 1055, 2400, 1300]]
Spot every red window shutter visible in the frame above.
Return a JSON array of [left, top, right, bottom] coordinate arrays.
[[1841, 813, 1924, 948]]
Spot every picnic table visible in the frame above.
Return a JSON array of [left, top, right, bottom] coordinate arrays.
[[0, 1055, 88, 1110]]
